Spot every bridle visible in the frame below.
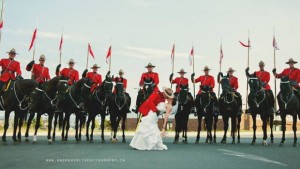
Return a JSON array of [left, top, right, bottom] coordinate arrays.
[[249, 77, 266, 108], [279, 80, 295, 109], [35, 87, 59, 107]]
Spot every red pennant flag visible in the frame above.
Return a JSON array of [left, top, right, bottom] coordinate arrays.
[[239, 41, 250, 48], [88, 43, 95, 59], [59, 35, 63, 51], [273, 36, 279, 50], [0, 20, 3, 29], [106, 46, 112, 64], [189, 47, 194, 66], [29, 28, 37, 51], [219, 46, 224, 64], [171, 44, 175, 62]]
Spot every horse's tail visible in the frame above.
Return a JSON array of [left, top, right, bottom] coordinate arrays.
[[58, 112, 63, 130]]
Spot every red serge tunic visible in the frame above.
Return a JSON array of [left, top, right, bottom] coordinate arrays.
[[276, 68, 300, 87], [194, 75, 215, 94], [139, 72, 159, 91], [59, 68, 79, 85], [138, 91, 165, 116], [254, 70, 271, 90], [171, 77, 189, 93], [0, 59, 22, 82], [86, 72, 102, 92], [228, 76, 239, 91], [26, 64, 50, 83]]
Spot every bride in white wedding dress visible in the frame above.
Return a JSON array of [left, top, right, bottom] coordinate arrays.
[[130, 87, 177, 150]]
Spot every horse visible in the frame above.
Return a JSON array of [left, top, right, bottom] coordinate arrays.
[[108, 79, 130, 143], [277, 76, 300, 147], [218, 75, 240, 144], [56, 78, 87, 143], [0, 79, 38, 144], [173, 85, 194, 144], [82, 75, 113, 143], [195, 85, 215, 144], [24, 76, 60, 144], [248, 76, 274, 146]]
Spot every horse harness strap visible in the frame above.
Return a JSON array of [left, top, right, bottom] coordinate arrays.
[[68, 85, 83, 109], [114, 94, 127, 110], [95, 90, 106, 106], [13, 81, 30, 110], [253, 88, 266, 108], [35, 87, 58, 106]]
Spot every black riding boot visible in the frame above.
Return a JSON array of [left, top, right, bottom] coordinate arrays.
[[211, 92, 219, 116], [126, 93, 131, 113], [236, 92, 243, 115]]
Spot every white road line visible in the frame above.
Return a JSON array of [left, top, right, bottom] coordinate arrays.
[[218, 149, 288, 167]]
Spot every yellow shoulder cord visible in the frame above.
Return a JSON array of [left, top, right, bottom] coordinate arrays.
[[4, 80, 11, 92]]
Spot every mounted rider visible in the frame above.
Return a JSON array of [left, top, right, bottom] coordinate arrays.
[[112, 69, 131, 113], [56, 59, 79, 85], [86, 64, 102, 93], [246, 61, 275, 114], [0, 48, 22, 96], [170, 68, 193, 99], [191, 66, 218, 112], [273, 58, 300, 99], [139, 62, 159, 92], [222, 67, 243, 114], [26, 55, 50, 87]]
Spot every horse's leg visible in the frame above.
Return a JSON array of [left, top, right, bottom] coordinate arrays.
[[237, 115, 241, 143], [32, 113, 41, 144], [12, 111, 19, 143], [86, 114, 91, 141], [100, 114, 105, 143], [184, 114, 189, 143], [79, 114, 84, 142], [115, 116, 122, 142], [90, 116, 96, 142], [213, 115, 218, 143], [75, 114, 79, 143], [251, 114, 257, 145], [47, 112, 54, 144], [52, 112, 58, 141], [2, 110, 11, 143], [231, 115, 237, 144], [121, 115, 126, 143], [222, 115, 228, 144], [269, 114, 274, 143], [262, 116, 268, 146], [17, 111, 25, 143], [61, 113, 66, 141], [174, 114, 179, 144], [206, 115, 213, 143], [64, 113, 71, 143], [25, 112, 35, 142], [292, 115, 298, 147], [280, 114, 286, 146], [195, 115, 202, 144]]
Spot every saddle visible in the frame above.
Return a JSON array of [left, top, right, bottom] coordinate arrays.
[[1, 80, 12, 92]]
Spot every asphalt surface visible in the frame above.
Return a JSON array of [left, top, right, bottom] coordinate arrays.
[[0, 132, 299, 169]]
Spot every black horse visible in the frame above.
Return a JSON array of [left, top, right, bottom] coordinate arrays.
[[248, 77, 274, 145], [108, 79, 130, 143], [219, 75, 240, 144], [1, 79, 38, 143], [83, 75, 113, 143], [277, 76, 300, 147], [195, 86, 215, 144], [56, 78, 87, 143], [173, 85, 194, 144], [134, 78, 154, 114], [24, 76, 60, 144]]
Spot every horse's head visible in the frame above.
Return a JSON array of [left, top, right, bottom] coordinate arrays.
[[101, 75, 113, 94], [178, 84, 189, 105], [220, 76, 231, 93], [143, 78, 154, 95], [115, 78, 125, 96], [17, 79, 38, 95], [80, 78, 93, 101], [57, 76, 69, 95], [280, 76, 293, 97], [248, 77, 262, 95]]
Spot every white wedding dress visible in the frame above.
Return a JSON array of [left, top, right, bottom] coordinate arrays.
[[129, 102, 178, 150]]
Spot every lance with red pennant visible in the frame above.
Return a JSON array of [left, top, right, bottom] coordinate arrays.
[[170, 44, 175, 88], [0, 0, 5, 44], [86, 43, 95, 69], [189, 46, 195, 98], [29, 28, 37, 60], [239, 32, 251, 112], [106, 45, 112, 71], [273, 30, 279, 110], [59, 28, 63, 64], [218, 41, 224, 97]]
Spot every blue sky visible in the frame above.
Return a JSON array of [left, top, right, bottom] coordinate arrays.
[[1, 0, 300, 111]]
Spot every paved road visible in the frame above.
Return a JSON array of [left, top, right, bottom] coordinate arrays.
[[0, 132, 299, 169]]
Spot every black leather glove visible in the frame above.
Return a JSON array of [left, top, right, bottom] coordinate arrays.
[[272, 68, 276, 74], [112, 75, 114, 79], [82, 69, 88, 78], [56, 64, 61, 75], [218, 72, 223, 77], [191, 73, 195, 81], [106, 71, 111, 76], [156, 110, 161, 116], [245, 67, 251, 77], [245, 67, 249, 72], [169, 73, 174, 82], [26, 60, 35, 71]]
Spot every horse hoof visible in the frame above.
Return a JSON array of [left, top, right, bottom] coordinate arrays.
[[205, 140, 209, 144], [237, 140, 240, 144], [271, 140, 274, 144], [293, 143, 298, 147], [195, 141, 199, 144], [101, 140, 106, 144], [2, 141, 7, 145], [14, 141, 19, 145], [221, 140, 226, 144], [122, 139, 126, 143], [18, 139, 22, 143], [279, 142, 284, 147], [111, 139, 118, 143], [25, 138, 30, 143], [262, 140, 268, 146], [213, 140, 217, 144], [52, 138, 55, 142], [232, 140, 236, 144], [32, 141, 37, 144], [183, 140, 188, 144], [86, 138, 90, 142], [89, 140, 94, 143], [63, 141, 68, 144], [251, 141, 256, 145], [48, 140, 53, 144], [173, 140, 178, 144]]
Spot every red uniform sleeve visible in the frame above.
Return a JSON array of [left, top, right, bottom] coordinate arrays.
[[276, 69, 286, 79], [234, 77, 239, 90], [154, 73, 159, 85], [171, 78, 178, 84], [139, 73, 145, 86], [16, 62, 21, 75], [74, 70, 79, 81], [195, 76, 201, 83], [46, 68, 51, 80], [0, 59, 2, 66], [147, 92, 159, 112], [99, 75, 103, 86], [210, 76, 215, 88], [124, 79, 127, 89], [59, 68, 65, 77]]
